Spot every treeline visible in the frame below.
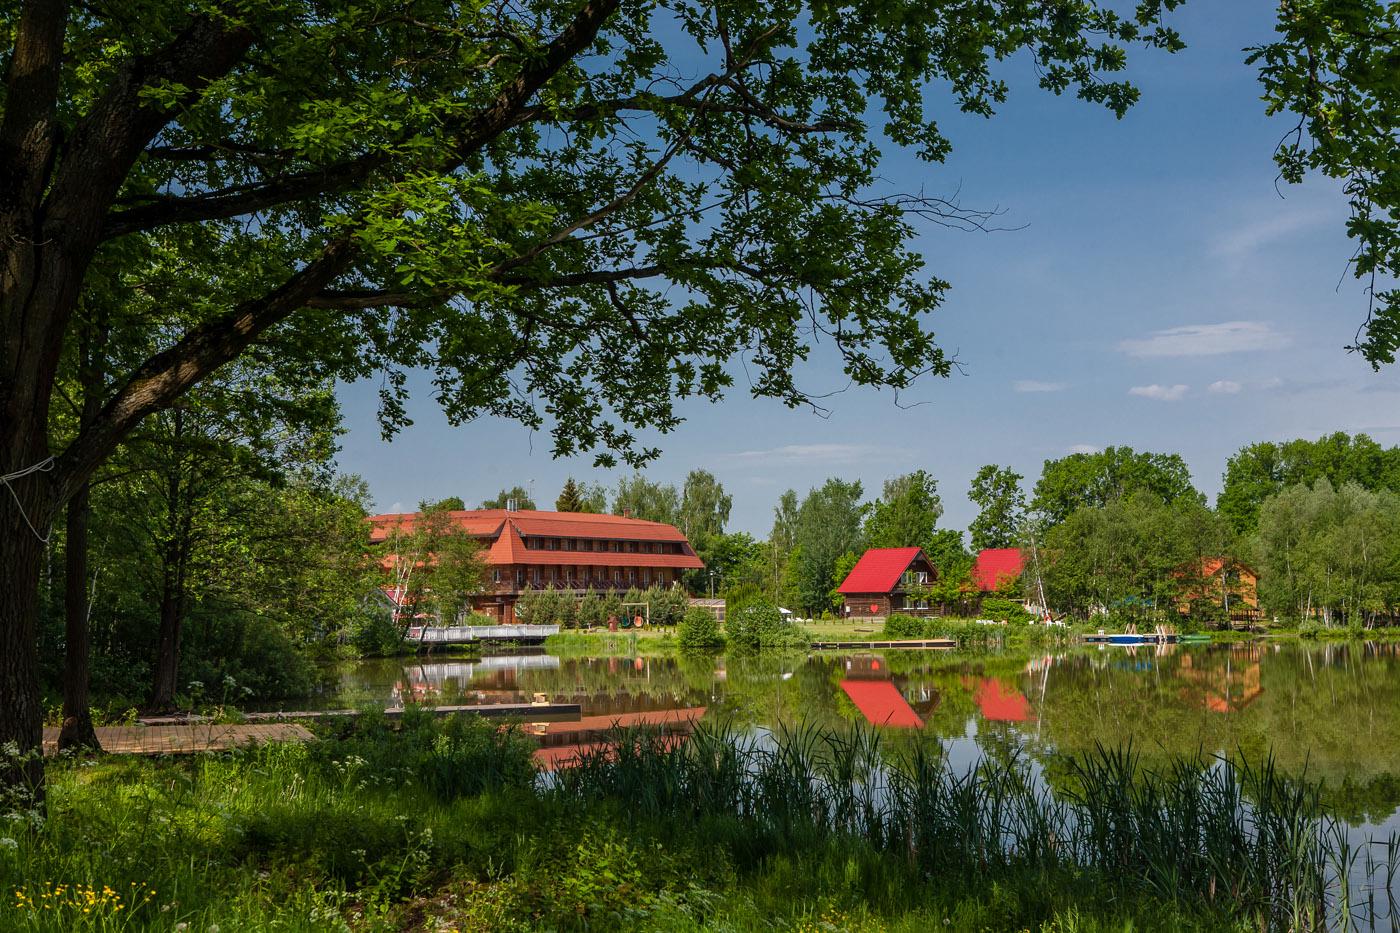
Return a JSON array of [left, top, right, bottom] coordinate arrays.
[[1016, 434, 1400, 626]]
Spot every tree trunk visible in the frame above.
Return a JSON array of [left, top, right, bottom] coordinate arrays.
[[57, 481, 100, 752], [0, 492, 48, 800], [148, 578, 183, 710]]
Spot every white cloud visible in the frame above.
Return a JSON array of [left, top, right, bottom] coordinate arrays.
[[725, 443, 890, 465], [1213, 207, 1334, 260], [1129, 384, 1189, 401], [1013, 379, 1066, 393], [1067, 444, 1101, 455], [1208, 380, 1242, 395], [1257, 376, 1285, 390], [1118, 321, 1289, 357]]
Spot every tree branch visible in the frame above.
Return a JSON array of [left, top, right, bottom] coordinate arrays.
[[55, 0, 624, 502]]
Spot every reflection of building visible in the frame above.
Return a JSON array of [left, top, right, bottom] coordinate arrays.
[[1177, 644, 1263, 713], [839, 680, 924, 727], [368, 506, 704, 622], [532, 706, 708, 769], [837, 547, 939, 619], [973, 678, 1034, 722]]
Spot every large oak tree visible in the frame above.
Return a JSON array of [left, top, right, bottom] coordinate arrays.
[[0, 0, 1184, 786]]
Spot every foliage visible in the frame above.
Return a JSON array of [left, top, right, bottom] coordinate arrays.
[[1218, 432, 1400, 534], [679, 469, 732, 543], [1249, 3, 1400, 366], [611, 474, 680, 525], [1039, 493, 1234, 622], [677, 607, 725, 649], [481, 488, 536, 511], [554, 478, 588, 512], [1255, 479, 1400, 625], [791, 479, 868, 615], [375, 502, 488, 627], [1031, 446, 1203, 527], [724, 603, 809, 652], [863, 471, 943, 550], [979, 597, 1033, 624], [968, 464, 1026, 550]]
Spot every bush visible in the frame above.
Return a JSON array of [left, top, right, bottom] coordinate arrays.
[[725, 602, 808, 651], [677, 607, 725, 649], [979, 597, 1033, 624]]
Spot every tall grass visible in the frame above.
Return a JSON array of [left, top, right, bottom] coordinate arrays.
[[3, 716, 1397, 931], [552, 721, 1399, 931]]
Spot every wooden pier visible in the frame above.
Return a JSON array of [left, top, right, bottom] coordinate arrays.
[[405, 624, 560, 647], [810, 638, 956, 650], [43, 723, 315, 757], [241, 702, 582, 722]]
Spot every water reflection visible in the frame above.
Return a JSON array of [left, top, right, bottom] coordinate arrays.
[[323, 642, 1400, 829]]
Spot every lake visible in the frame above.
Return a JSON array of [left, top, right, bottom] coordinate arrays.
[[308, 641, 1400, 831]]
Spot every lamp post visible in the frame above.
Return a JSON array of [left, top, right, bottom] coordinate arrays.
[[708, 570, 717, 598]]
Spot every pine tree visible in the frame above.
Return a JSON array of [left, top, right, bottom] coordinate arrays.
[[556, 478, 585, 512]]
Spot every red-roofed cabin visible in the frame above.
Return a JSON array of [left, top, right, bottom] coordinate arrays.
[[367, 506, 703, 623], [836, 547, 938, 619], [973, 548, 1024, 593]]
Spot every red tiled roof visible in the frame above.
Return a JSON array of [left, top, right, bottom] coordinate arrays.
[[974, 678, 1034, 722], [367, 508, 703, 569], [839, 680, 923, 728], [367, 508, 692, 543], [973, 549, 1024, 592], [837, 547, 926, 595]]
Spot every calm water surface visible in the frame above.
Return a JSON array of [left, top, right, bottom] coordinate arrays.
[[308, 641, 1400, 831]]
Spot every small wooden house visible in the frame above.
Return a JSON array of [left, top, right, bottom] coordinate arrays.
[[836, 547, 938, 619], [1175, 557, 1259, 616]]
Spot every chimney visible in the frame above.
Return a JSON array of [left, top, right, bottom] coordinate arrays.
[[622, 508, 632, 519], [506, 498, 518, 512]]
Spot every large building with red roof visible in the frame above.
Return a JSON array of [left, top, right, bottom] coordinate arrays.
[[836, 547, 938, 619], [368, 507, 704, 622]]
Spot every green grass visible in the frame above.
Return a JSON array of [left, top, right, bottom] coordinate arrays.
[[2, 715, 1393, 931]]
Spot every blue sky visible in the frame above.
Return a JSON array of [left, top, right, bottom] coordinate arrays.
[[335, 1, 1400, 537]]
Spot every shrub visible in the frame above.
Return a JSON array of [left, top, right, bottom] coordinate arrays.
[[979, 597, 1033, 624], [882, 614, 927, 638], [726, 602, 808, 651], [677, 607, 725, 649]]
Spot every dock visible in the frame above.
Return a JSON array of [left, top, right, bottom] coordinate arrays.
[[240, 702, 582, 722], [405, 624, 560, 646], [810, 638, 956, 649], [43, 723, 315, 757]]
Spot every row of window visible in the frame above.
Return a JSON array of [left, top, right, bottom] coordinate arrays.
[[493, 567, 682, 588], [523, 536, 682, 555]]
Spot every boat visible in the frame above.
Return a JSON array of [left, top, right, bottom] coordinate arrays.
[[1083, 631, 1179, 646], [1179, 633, 1212, 644]]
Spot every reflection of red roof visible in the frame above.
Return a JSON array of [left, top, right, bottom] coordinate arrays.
[[541, 707, 706, 735], [839, 680, 923, 728], [975, 678, 1034, 722], [534, 707, 706, 770], [973, 549, 1024, 592], [837, 548, 926, 595]]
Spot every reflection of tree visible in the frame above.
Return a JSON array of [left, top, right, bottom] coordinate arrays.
[[1030, 644, 1400, 823]]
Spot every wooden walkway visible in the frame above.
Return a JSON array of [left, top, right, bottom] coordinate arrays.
[[42, 723, 315, 757], [810, 638, 956, 649]]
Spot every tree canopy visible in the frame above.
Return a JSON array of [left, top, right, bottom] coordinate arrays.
[[481, 487, 537, 510], [863, 470, 943, 551], [1031, 446, 1202, 526], [1217, 432, 1400, 534], [968, 464, 1025, 550]]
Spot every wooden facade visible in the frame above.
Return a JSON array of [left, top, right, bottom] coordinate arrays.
[[837, 548, 939, 620], [369, 508, 704, 623]]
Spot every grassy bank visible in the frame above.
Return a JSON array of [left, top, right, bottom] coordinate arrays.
[[2, 713, 1394, 931], [543, 629, 679, 655]]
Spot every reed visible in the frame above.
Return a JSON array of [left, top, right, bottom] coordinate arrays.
[[552, 721, 1400, 931]]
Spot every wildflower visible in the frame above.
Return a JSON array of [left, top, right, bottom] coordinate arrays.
[[0, 837, 16, 851]]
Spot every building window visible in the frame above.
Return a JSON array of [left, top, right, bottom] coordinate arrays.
[[515, 569, 526, 587], [492, 569, 501, 584]]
